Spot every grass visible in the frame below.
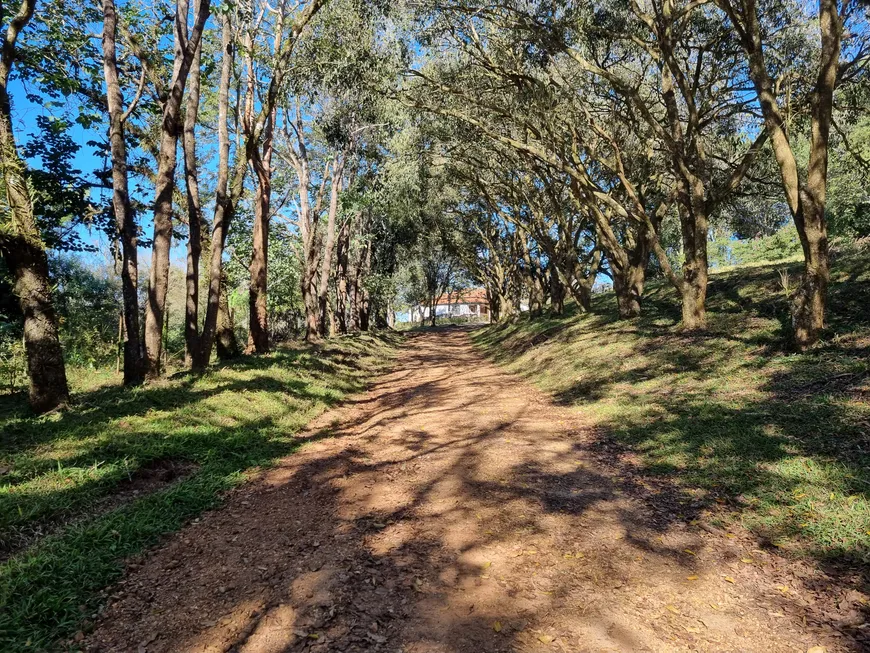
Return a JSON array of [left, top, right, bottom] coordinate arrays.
[[0, 333, 398, 651], [473, 247, 870, 568]]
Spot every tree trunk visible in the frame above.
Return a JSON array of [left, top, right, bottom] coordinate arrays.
[[247, 111, 274, 354], [569, 250, 600, 312], [0, 0, 69, 412], [792, 200, 828, 348], [486, 287, 500, 323], [317, 156, 344, 337], [610, 222, 650, 319], [335, 218, 350, 334], [216, 271, 239, 359], [302, 257, 320, 339], [143, 0, 211, 378], [678, 244, 708, 330], [3, 241, 70, 412], [676, 183, 709, 330], [548, 265, 565, 314], [719, 0, 840, 348], [294, 158, 323, 342], [611, 263, 644, 319], [197, 12, 241, 371], [359, 293, 370, 331], [182, 12, 205, 367], [101, 0, 142, 385], [358, 243, 371, 331]]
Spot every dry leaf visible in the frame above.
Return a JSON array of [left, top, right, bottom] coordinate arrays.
[[493, 621, 502, 633], [686, 575, 698, 581], [683, 548, 696, 556], [724, 576, 736, 584], [740, 557, 754, 564], [537, 634, 554, 644], [666, 605, 681, 615]]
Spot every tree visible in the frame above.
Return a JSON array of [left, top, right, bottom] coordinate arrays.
[[716, 0, 869, 348], [142, 0, 211, 378], [101, 0, 145, 385], [0, 0, 70, 412]]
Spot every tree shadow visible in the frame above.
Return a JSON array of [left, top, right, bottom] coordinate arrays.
[[0, 336, 395, 568], [82, 328, 867, 653]]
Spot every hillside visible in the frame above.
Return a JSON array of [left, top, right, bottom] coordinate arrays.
[[474, 248, 870, 566]]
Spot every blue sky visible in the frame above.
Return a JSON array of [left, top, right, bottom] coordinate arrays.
[[10, 75, 188, 270]]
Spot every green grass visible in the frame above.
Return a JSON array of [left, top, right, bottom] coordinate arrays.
[[0, 333, 398, 651], [474, 248, 870, 567]]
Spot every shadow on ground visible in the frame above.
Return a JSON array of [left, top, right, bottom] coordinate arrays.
[[86, 328, 865, 653], [0, 335, 397, 649]]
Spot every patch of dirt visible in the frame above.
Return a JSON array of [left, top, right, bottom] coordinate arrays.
[[1, 458, 197, 562], [84, 329, 866, 652]]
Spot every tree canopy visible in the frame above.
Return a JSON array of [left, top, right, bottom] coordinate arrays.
[[0, 0, 867, 410]]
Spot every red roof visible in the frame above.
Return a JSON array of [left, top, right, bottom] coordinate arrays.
[[435, 288, 488, 306]]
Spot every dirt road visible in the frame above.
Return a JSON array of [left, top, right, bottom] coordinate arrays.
[[87, 328, 855, 652]]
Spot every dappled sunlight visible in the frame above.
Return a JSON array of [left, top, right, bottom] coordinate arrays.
[[475, 261, 870, 570], [0, 336, 399, 647], [82, 328, 853, 652]]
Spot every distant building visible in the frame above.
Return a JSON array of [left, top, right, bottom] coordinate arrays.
[[409, 288, 490, 323]]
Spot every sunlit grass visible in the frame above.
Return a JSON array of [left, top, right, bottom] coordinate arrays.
[[0, 333, 398, 650], [474, 249, 870, 565]]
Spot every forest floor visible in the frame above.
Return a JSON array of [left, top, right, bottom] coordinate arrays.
[[83, 327, 866, 653]]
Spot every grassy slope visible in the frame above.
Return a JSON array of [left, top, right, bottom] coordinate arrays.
[[0, 333, 398, 650], [474, 250, 870, 568]]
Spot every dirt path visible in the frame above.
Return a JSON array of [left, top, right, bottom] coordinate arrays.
[[87, 329, 856, 653]]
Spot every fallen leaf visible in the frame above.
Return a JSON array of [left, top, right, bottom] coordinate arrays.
[[686, 575, 698, 581], [666, 605, 681, 615], [493, 621, 502, 633], [483, 561, 492, 569], [537, 634, 554, 644], [740, 557, 754, 564], [724, 576, 736, 584], [807, 647, 827, 653], [683, 549, 696, 556]]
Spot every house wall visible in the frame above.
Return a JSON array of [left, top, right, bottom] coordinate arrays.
[[410, 303, 487, 322]]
